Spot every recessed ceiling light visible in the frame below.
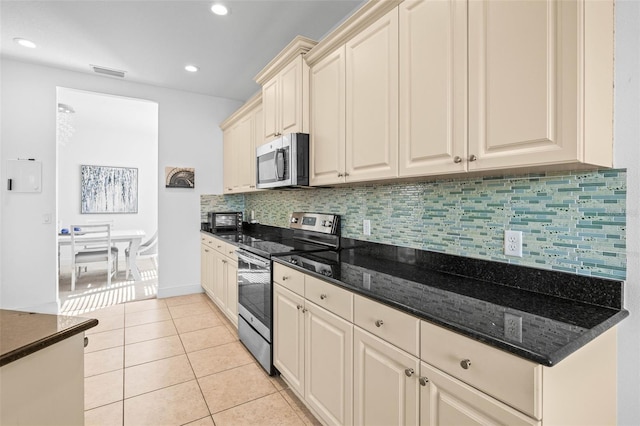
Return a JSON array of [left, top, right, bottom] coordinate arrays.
[[211, 4, 228, 16], [185, 65, 199, 73], [13, 37, 36, 49]]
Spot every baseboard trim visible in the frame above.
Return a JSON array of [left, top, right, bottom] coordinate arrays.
[[157, 284, 204, 299]]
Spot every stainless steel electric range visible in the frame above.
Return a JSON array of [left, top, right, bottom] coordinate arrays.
[[234, 212, 341, 374]]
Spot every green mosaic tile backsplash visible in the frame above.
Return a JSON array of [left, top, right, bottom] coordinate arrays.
[[201, 169, 627, 279]]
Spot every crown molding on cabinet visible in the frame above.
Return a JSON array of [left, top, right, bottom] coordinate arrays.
[[220, 91, 262, 130], [254, 36, 317, 85], [305, 0, 402, 66]]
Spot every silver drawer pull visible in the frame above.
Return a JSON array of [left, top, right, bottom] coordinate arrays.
[[460, 359, 472, 370], [282, 276, 289, 281], [84, 337, 89, 348], [297, 305, 303, 310], [302, 308, 308, 313], [375, 320, 384, 327], [404, 368, 414, 377], [419, 377, 429, 386], [320, 294, 327, 300], [469, 154, 477, 162], [453, 156, 462, 163]]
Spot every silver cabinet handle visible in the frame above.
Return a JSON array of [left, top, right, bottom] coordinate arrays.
[[302, 308, 308, 313], [419, 377, 429, 386], [282, 276, 289, 281], [460, 359, 472, 369], [453, 156, 462, 163], [320, 294, 327, 300], [469, 155, 477, 162], [297, 305, 303, 310], [405, 368, 414, 377], [204, 249, 209, 253], [344, 172, 349, 177], [375, 320, 384, 327], [337, 173, 344, 177], [84, 336, 89, 348]]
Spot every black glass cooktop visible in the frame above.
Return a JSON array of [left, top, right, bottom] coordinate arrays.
[[216, 232, 331, 258]]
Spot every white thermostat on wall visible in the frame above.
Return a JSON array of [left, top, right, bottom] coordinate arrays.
[[6, 159, 42, 192]]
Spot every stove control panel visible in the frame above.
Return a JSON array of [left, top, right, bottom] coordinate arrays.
[[289, 212, 340, 235]]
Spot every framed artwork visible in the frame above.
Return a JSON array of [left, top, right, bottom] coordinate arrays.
[[81, 165, 138, 214], [165, 167, 195, 188]]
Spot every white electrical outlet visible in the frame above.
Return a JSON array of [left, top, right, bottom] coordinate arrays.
[[363, 219, 371, 236], [504, 312, 523, 342], [504, 230, 523, 257]]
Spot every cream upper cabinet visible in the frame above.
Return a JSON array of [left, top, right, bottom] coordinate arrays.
[[220, 93, 261, 194], [353, 326, 420, 426], [310, 47, 346, 186], [255, 36, 316, 144], [467, 0, 614, 171], [345, 7, 399, 182], [399, 0, 467, 177]]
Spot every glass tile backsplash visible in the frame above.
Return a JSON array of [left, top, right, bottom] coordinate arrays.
[[201, 169, 627, 279]]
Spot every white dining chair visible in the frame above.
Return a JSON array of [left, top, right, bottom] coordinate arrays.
[[125, 230, 157, 279], [70, 224, 118, 291]]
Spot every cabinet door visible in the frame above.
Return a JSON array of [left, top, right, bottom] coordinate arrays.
[[305, 301, 353, 426], [234, 113, 254, 191], [468, 0, 579, 170], [222, 127, 236, 193], [310, 46, 346, 186], [273, 284, 305, 395], [280, 57, 304, 135], [353, 327, 419, 426], [263, 77, 279, 141], [224, 260, 238, 327], [346, 7, 399, 183], [399, 0, 467, 177], [200, 244, 214, 296], [212, 252, 226, 309], [419, 362, 539, 426]]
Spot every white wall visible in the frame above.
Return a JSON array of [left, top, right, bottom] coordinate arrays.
[[615, 1, 640, 424], [0, 59, 241, 312], [57, 88, 158, 260]]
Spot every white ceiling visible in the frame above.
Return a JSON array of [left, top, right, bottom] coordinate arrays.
[[1, 0, 364, 102]]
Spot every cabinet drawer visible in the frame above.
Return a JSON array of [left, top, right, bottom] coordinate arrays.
[[305, 275, 353, 321], [421, 320, 542, 419], [354, 295, 419, 357], [201, 233, 215, 248], [274, 263, 305, 296], [221, 241, 238, 263]]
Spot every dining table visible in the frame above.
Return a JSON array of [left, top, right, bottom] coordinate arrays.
[[58, 229, 146, 281]]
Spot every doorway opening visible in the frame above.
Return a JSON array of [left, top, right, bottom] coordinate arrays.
[[56, 87, 159, 315]]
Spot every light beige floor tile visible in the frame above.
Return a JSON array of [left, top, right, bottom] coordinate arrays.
[[124, 307, 171, 327], [267, 372, 289, 391], [173, 311, 223, 334], [187, 341, 254, 378], [212, 392, 305, 426], [124, 298, 166, 314], [124, 335, 185, 367], [280, 388, 323, 426], [89, 303, 125, 318], [180, 325, 236, 353], [168, 301, 214, 319], [85, 328, 124, 353], [86, 313, 124, 335], [184, 416, 214, 426], [123, 380, 209, 426], [124, 319, 177, 345], [85, 369, 124, 410], [198, 363, 277, 414], [124, 354, 195, 398], [163, 293, 209, 307], [85, 401, 124, 426], [85, 346, 124, 377]]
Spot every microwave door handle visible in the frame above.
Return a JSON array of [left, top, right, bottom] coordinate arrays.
[[275, 149, 285, 181]]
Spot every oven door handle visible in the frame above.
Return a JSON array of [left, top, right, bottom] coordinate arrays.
[[236, 250, 270, 268]]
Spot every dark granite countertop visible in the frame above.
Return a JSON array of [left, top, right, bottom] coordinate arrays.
[[202, 225, 628, 366], [0, 310, 98, 367]]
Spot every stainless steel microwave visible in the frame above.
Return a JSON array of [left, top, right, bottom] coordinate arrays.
[[256, 133, 309, 189]]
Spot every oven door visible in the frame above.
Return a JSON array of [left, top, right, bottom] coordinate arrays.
[[236, 249, 272, 342]]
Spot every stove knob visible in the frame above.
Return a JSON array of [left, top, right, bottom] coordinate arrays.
[[290, 258, 299, 265], [291, 217, 299, 223], [322, 220, 332, 227], [322, 270, 332, 277]]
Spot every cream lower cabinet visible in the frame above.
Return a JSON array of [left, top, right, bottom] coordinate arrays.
[[273, 263, 354, 426], [353, 327, 419, 426], [200, 234, 238, 327]]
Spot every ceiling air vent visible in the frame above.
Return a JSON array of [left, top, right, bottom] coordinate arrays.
[[90, 65, 126, 78]]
